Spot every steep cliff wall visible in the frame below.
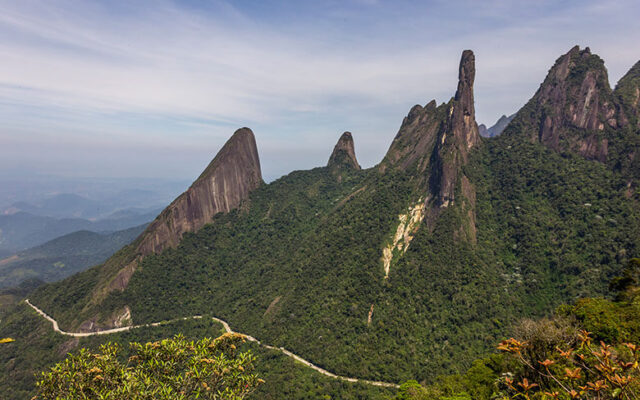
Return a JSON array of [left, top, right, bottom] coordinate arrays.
[[137, 128, 262, 255], [506, 46, 622, 162], [327, 132, 361, 172], [380, 50, 480, 242]]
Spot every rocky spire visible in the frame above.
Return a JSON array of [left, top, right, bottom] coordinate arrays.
[[137, 127, 262, 256], [379, 50, 480, 243], [452, 50, 479, 150], [327, 132, 361, 171], [431, 49, 480, 208]]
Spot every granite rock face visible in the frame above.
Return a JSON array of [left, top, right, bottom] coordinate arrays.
[[508, 46, 621, 162], [327, 132, 361, 171], [380, 50, 480, 242], [379, 100, 441, 174], [137, 127, 262, 255], [432, 49, 480, 208]]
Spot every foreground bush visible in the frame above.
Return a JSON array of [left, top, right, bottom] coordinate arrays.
[[34, 333, 262, 400], [499, 330, 640, 399]]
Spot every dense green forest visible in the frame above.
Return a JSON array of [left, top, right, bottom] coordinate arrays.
[[0, 302, 393, 400], [29, 129, 640, 385], [393, 260, 640, 399], [7, 259, 640, 400]]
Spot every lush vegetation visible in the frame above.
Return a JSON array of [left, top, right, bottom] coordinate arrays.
[[393, 260, 640, 400], [0, 303, 393, 399], [8, 47, 639, 398], [35, 333, 261, 400], [0, 277, 44, 314], [29, 125, 640, 386]]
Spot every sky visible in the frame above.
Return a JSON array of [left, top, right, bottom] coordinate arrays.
[[1, 0, 639, 182]]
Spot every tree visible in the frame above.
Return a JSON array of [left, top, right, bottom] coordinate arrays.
[[34, 333, 263, 400], [610, 258, 640, 300]]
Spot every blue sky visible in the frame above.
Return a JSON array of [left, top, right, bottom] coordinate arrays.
[[1, 0, 639, 182]]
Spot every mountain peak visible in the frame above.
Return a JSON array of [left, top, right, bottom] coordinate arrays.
[[137, 127, 262, 256], [455, 50, 475, 108], [505, 45, 617, 162], [380, 50, 480, 176], [379, 50, 480, 242], [449, 49, 480, 151], [327, 131, 361, 171], [479, 114, 515, 138]]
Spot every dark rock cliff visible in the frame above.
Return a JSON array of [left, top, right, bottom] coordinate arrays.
[[137, 127, 262, 256], [506, 46, 621, 162], [431, 49, 480, 208], [380, 50, 480, 242], [327, 132, 361, 171]]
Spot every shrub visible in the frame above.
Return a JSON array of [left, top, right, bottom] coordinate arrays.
[[34, 333, 262, 400]]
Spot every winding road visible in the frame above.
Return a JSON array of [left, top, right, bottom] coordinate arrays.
[[24, 299, 399, 389]]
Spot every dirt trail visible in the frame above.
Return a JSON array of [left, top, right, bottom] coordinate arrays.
[[24, 299, 399, 389]]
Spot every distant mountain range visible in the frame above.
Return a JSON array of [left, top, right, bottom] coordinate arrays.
[[0, 224, 147, 289], [478, 113, 515, 137], [0, 176, 189, 213], [2, 192, 168, 221], [0, 209, 160, 254]]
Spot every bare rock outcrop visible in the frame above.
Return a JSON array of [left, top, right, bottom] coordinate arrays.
[[83, 128, 263, 327], [379, 100, 441, 174], [507, 46, 621, 162], [431, 49, 480, 208], [327, 132, 361, 171], [137, 127, 262, 255], [379, 50, 480, 242]]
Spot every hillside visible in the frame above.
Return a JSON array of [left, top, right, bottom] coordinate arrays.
[[2, 46, 640, 398], [0, 224, 147, 289]]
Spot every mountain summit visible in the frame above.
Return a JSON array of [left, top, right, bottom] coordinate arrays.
[[431, 49, 480, 208], [505, 46, 621, 162], [478, 114, 515, 137], [70, 127, 262, 330], [380, 50, 480, 241], [137, 127, 262, 256], [327, 131, 361, 171]]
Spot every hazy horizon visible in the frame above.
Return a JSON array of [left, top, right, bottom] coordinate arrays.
[[1, 0, 639, 183]]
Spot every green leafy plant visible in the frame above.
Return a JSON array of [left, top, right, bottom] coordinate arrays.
[[34, 333, 262, 400]]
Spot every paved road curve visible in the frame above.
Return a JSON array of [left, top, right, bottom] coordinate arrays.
[[24, 299, 399, 389]]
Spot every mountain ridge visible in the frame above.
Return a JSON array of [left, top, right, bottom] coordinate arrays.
[[9, 46, 640, 399]]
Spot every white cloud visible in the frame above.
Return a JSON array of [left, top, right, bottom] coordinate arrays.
[[0, 0, 638, 180]]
